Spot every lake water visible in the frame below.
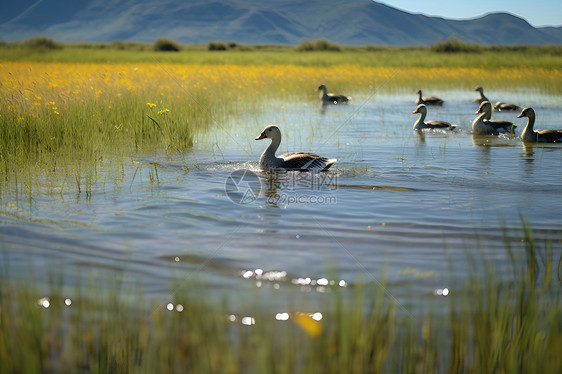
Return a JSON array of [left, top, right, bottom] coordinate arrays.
[[1, 89, 561, 315]]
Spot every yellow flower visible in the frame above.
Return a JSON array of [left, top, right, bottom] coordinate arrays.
[[158, 109, 169, 115], [146, 102, 156, 108]]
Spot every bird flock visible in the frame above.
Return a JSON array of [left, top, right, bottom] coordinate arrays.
[[255, 84, 562, 172]]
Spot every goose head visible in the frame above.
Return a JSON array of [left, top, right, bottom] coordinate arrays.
[[476, 101, 492, 114], [255, 124, 281, 141], [517, 107, 535, 120], [412, 104, 427, 115], [315, 84, 326, 92], [473, 85, 484, 94]]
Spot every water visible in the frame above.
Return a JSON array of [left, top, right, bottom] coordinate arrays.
[[1, 89, 561, 314]]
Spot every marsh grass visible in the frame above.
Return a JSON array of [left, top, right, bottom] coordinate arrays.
[[0, 61, 222, 199], [0, 222, 560, 373]]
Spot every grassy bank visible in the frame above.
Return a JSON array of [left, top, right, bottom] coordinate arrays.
[[1, 224, 560, 373]]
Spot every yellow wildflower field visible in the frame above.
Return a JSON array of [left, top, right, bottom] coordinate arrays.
[[2, 62, 560, 113]]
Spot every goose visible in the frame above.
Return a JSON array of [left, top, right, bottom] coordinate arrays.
[[493, 101, 521, 111], [315, 84, 350, 105], [472, 101, 517, 135], [256, 125, 336, 171], [518, 107, 562, 143], [473, 86, 489, 104], [412, 104, 457, 131], [415, 89, 444, 106]]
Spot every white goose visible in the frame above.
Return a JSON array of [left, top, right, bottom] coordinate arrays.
[[315, 84, 350, 105], [518, 107, 562, 143], [256, 125, 336, 171], [412, 104, 457, 131], [415, 89, 444, 106], [472, 101, 517, 135]]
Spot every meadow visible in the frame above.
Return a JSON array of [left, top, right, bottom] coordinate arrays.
[[1, 41, 562, 372]]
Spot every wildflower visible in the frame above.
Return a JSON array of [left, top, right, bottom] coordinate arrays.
[[158, 109, 170, 115], [146, 103, 156, 108]]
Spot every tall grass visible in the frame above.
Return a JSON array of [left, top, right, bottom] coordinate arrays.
[[0, 223, 560, 373]]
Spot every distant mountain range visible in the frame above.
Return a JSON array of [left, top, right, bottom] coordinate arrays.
[[1, 0, 561, 46]]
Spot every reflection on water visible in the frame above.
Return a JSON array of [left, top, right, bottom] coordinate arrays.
[[1, 90, 561, 314]]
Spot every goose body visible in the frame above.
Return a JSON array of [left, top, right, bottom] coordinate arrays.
[[256, 125, 336, 172], [494, 101, 521, 111], [316, 84, 350, 105], [518, 107, 562, 143], [416, 89, 444, 106], [473, 86, 489, 104], [472, 101, 517, 135], [412, 104, 457, 131]]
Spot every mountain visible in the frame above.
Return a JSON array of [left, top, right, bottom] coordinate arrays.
[[1, 0, 561, 46]]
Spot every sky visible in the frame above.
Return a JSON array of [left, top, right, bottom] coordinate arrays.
[[379, 0, 561, 27]]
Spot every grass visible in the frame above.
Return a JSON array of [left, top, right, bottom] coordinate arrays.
[[0, 221, 560, 373], [1, 38, 562, 68]]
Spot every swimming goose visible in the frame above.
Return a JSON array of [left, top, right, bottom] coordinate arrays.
[[256, 125, 336, 171], [518, 107, 562, 143], [472, 101, 517, 135], [473, 86, 489, 104], [493, 101, 521, 111], [415, 89, 444, 106], [315, 84, 350, 105], [412, 104, 457, 131]]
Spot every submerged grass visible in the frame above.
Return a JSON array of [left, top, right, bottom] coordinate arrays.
[[0, 223, 560, 373]]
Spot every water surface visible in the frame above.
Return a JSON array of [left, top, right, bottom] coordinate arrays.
[[2, 89, 561, 314]]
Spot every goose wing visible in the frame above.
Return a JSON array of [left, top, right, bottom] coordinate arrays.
[[486, 120, 517, 132], [423, 96, 444, 105], [280, 152, 337, 171], [426, 120, 456, 129], [535, 129, 562, 142], [327, 93, 350, 103]]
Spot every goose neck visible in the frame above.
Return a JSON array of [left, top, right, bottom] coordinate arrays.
[[414, 111, 425, 130]]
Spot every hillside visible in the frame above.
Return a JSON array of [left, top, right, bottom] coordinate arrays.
[[1, 0, 561, 45]]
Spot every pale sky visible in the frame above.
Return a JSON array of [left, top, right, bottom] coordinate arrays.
[[379, 1, 561, 27]]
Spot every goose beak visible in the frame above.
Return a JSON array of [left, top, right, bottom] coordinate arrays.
[[412, 108, 419, 114], [255, 132, 267, 140], [517, 112, 524, 118], [475, 108, 482, 114]]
